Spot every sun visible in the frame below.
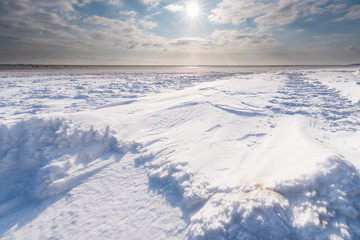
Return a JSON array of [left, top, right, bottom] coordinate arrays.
[[185, 1, 201, 19]]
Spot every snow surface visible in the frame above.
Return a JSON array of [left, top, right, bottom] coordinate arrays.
[[0, 68, 360, 239]]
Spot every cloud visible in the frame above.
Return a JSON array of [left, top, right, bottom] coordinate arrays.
[[208, 0, 266, 25], [1, 0, 358, 65], [36, 0, 79, 11], [164, 4, 184, 13], [167, 30, 275, 52], [83, 15, 164, 50], [169, 37, 215, 49], [0, 0, 81, 38], [119, 10, 137, 17], [138, 20, 157, 29], [0, 0, 165, 63], [208, 0, 352, 27], [170, 38, 199, 46], [334, 5, 360, 21], [141, 0, 161, 8], [254, 0, 316, 26], [84, 15, 126, 26], [106, 0, 122, 5], [127, 41, 138, 49], [211, 30, 275, 49], [79, 0, 122, 7]]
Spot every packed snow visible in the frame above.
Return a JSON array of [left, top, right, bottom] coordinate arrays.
[[0, 67, 360, 239]]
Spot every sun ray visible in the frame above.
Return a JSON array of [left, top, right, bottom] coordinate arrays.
[[185, 0, 202, 21]]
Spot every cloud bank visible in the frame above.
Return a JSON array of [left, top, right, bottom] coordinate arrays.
[[0, 0, 359, 64]]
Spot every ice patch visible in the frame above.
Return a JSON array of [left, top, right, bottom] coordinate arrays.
[[0, 117, 133, 215]]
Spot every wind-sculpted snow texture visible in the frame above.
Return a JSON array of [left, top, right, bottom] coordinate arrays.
[[0, 68, 360, 239], [187, 120, 360, 239], [0, 117, 134, 216], [0, 71, 234, 122]]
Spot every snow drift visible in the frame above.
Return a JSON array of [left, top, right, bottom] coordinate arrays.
[[0, 117, 132, 216], [187, 117, 360, 239], [141, 114, 360, 239]]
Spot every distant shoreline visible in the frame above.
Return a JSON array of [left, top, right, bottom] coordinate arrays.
[[0, 64, 358, 73]]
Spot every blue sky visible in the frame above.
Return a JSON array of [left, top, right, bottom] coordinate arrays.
[[0, 0, 359, 65]]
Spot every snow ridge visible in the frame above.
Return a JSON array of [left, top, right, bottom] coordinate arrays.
[[0, 117, 133, 216]]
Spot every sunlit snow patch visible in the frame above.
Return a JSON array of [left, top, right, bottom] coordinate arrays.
[[169, 117, 360, 239]]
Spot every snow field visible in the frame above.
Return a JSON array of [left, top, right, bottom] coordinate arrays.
[[0, 68, 360, 239], [0, 71, 234, 123]]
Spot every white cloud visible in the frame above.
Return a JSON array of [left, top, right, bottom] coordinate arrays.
[[36, 0, 79, 11], [164, 4, 184, 13], [334, 5, 360, 21], [84, 15, 127, 28], [138, 19, 157, 29], [106, 0, 122, 5], [83, 15, 165, 50], [119, 10, 137, 17], [141, 0, 161, 8], [144, 11, 162, 20], [208, 0, 351, 27], [254, 0, 335, 26], [208, 0, 266, 25]]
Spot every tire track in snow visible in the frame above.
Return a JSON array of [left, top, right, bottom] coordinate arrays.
[[268, 72, 360, 131]]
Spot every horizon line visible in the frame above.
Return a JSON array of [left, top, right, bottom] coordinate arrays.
[[1, 63, 359, 67]]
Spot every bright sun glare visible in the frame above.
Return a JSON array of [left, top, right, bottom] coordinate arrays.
[[186, 1, 200, 19]]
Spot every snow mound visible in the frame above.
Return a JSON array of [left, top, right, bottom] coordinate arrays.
[[146, 116, 360, 239], [354, 69, 360, 77], [189, 156, 360, 239], [186, 118, 360, 239], [0, 118, 132, 216]]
